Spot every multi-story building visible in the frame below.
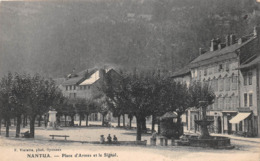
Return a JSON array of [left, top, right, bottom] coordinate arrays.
[[55, 67, 122, 122], [172, 27, 260, 137], [237, 55, 260, 136]]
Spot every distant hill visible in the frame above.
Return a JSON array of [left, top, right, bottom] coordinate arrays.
[[0, 0, 259, 78]]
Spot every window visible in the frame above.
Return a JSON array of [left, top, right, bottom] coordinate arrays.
[[192, 70, 195, 78], [248, 72, 252, 85], [244, 73, 248, 86], [249, 93, 253, 106], [209, 68, 212, 75], [70, 85, 72, 90], [214, 98, 218, 109], [232, 96, 238, 109], [232, 76, 237, 90], [219, 97, 224, 109], [73, 85, 76, 90], [214, 66, 218, 73], [69, 93, 76, 98], [226, 97, 231, 109], [219, 64, 223, 72], [88, 86, 91, 89], [219, 79, 224, 91], [66, 86, 68, 91], [215, 79, 218, 91], [204, 69, 207, 76], [225, 62, 230, 72], [225, 78, 230, 91], [244, 93, 248, 107]]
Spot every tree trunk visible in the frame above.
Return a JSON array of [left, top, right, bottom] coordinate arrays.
[[23, 115, 26, 128], [129, 117, 132, 128], [102, 114, 105, 126], [158, 119, 161, 134], [16, 115, 22, 138], [25, 116, 28, 126], [117, 115, 120, 127], [44, 115, 48, 128], [14, 117, 16, 126], [152, 114, 155, 132], [123, 114, 125, 127], [29, 117, 36, 138], [176, 114, 183, 138], [65, 115, 67, 127], [85, 114, 89, 127], [79, 115, 82, 127], [141, 118, 147, 133], [70, 115, 74, 126], [38, 115, 41, 127], [5, 119, 9, 137], [136, 117, 142, 141]]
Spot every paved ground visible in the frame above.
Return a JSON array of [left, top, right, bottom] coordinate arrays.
[[0, 122, 259, 161]]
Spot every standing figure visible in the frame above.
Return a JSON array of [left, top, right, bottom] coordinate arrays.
[[107, 134, 112, 143]]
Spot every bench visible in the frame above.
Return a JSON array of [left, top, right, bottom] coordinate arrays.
[[49, 135, 69, 140], [21, 131, 30, 138]]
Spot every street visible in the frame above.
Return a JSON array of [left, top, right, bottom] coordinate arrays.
[[0, 125, 259, 161]]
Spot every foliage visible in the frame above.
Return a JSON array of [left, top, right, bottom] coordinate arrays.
[[0, 72, 64, 137], [188, 81, 216, 108]]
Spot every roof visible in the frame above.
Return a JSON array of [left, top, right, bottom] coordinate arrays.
[[62, 68, 98, 86], [171, 66, 191, 78], [239, 55, 260, 69], [79, 70, 101, 85], [190, 37, 256, 68], [62, 76, 84, 86], [53, 78, 66, 86], [160, 112, 178, 119]]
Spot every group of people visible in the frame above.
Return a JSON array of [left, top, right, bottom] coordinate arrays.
[[100, 134, 118, 144]]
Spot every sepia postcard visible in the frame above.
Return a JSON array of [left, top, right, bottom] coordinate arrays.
[[0, 0, 259, 161]]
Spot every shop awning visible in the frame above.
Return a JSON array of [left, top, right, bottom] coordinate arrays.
[[229, 113, 251, 124]]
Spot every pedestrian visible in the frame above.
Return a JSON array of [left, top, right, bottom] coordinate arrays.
[[113, 135, 118, 142], [100, 135, 105, 144], [107, 134, 112, 143]]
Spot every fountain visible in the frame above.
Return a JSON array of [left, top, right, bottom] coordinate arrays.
[[188, 101, 234, 149], [47, 109, 60, 130]]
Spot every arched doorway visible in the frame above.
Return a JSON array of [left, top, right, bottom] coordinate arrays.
[[218, 117, 222, 133]]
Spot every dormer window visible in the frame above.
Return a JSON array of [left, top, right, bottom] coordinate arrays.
[[204, 69, 207, 76], [219, 64, 223, 72], [225, 63, 230, 72]]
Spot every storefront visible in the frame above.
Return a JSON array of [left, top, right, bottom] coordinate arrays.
[[229, 111, 254, 136]]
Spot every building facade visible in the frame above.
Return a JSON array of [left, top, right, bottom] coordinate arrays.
[[172, 27, 260, 137], [55, 67, 123, 123]]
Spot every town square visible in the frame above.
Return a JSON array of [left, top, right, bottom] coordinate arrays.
[[0, 0, 260, 161]]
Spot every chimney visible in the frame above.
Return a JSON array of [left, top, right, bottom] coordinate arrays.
[[230, 34, 236, 45], [253, 26, 260, 37], [199, 48, 206, 55], [84, 70, 89, 77], [99, 68, 106, 79], [225, 35, 230, 46], [238, 37, 248, 45], [218, 43, 226, 50], [210, 39, 218, 51]]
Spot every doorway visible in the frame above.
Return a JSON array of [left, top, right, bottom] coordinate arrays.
[[227, 115, 232, 134], [218, 117, 222, 133]]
